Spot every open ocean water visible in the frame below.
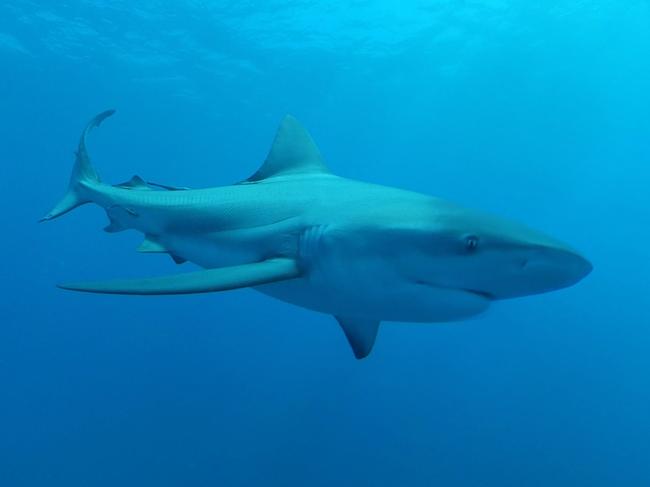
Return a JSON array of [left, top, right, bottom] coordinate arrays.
[[1, 1, 649, 486]]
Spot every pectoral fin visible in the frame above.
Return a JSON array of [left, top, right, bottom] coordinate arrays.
[[335, 316, 380, 359], [58, 258, 300, 295]]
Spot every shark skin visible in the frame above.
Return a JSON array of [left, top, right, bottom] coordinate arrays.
[[43, 110, 592, 359]]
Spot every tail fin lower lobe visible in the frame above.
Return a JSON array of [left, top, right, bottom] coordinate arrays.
[[40, 109, 115, 222]]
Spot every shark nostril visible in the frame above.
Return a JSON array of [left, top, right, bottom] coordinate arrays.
[[520, 259, 529, 269]]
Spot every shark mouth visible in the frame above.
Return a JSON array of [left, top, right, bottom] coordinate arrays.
[[414, 280, 495, 301], [463, 288, 495, 300]]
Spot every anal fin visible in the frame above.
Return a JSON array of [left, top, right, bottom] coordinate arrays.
[[104, 216, 126, 233], [104, 205, 138, 233]]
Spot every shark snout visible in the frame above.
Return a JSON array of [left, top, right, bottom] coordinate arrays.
[[497, 246, 592, 299]]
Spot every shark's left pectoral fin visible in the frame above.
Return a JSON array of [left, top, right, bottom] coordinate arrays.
[[58, 258, 300, 295], [336, 316, 380, 359]]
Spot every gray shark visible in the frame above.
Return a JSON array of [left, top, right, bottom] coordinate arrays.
[[42, 110, 592, 358]]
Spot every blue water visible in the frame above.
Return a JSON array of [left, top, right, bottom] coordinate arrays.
[[2, 1, 649, 485]]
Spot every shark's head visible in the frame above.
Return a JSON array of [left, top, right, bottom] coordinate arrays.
[[399, 202, 592, 300]]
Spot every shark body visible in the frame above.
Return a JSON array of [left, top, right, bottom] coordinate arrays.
[[43, 111, 592, 358]]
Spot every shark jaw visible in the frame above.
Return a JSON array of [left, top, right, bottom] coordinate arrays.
[[43, 110, 592, 359]]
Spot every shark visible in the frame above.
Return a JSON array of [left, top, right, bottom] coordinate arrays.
[[42, 110, 592, 359]]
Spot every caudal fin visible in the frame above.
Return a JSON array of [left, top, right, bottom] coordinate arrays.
[[40, 109, 115, 222]]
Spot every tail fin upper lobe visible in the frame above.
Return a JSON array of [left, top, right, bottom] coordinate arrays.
[[40, 109, 115, 222]]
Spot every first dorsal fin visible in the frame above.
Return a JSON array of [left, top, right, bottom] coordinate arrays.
[[247, 115, 330, 182]]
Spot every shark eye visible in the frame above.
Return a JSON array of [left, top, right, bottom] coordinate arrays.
[[465, 235, 480, 252]]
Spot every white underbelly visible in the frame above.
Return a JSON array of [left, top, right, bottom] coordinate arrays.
[[260, 226, 491, 322], [157, 226, 490, 323], [162, 235, 259, 268], [155, 222, 296, 269], [255, 275, 490, 323]]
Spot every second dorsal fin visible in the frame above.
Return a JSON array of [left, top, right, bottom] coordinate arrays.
[[115, 175, 150, 190], [115, 176, 190, 191], [247, 115, 330, 182]]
